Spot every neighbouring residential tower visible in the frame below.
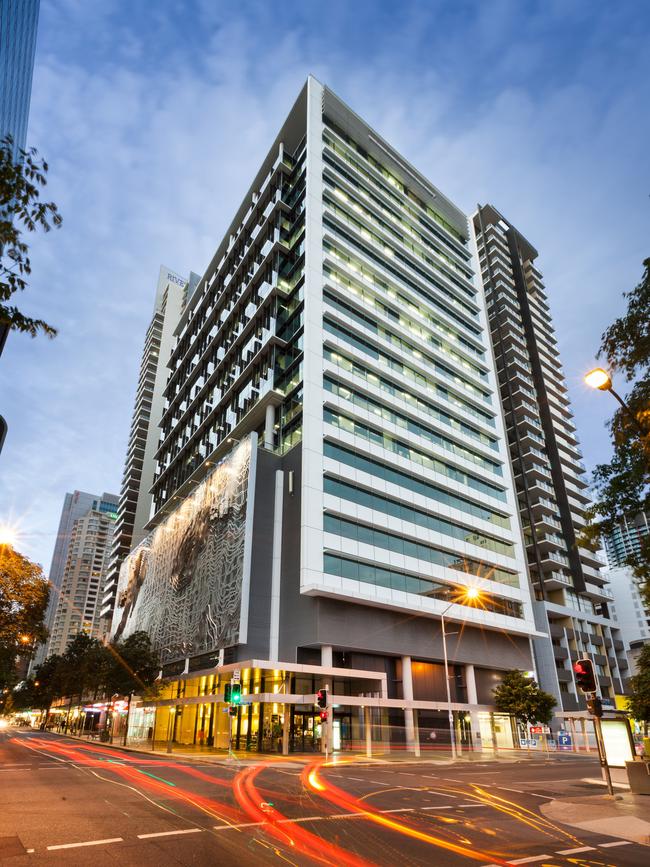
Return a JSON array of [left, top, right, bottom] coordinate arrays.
[[473, 204, 628, 714], [99, 267, 196, 632]]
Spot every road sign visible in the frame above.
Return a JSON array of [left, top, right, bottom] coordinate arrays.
[[233, 669, 241, 683], [530, 725, 543, 734], [557, 733, 572, 750]]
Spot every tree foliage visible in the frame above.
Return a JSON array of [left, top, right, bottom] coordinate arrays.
[[493, 669, 556, 728], [8, 630, 160, 714], [0, 545, 49, 689], [1, 135, 62, 338], [581, 256, 650, 604], [627, 643, 650, 725]]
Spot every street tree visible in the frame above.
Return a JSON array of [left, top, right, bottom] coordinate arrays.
[[0, 544, 49, 690], [1, 135, 62, 339], [107, 631, 160, 698], [582, 257, 650, 603], [627, 644, 650, 734], [493, 670, 556, 740]]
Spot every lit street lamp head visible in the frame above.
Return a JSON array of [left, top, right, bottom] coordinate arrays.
[[584, 367, 612, 391]]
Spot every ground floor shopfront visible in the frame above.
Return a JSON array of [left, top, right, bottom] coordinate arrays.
[[128, 659, 523, 756]]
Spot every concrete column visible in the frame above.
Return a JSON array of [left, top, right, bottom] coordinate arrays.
[[569, 717, 578, 753], [401, 656, 420, 757], [282, 710, 289, 756], [364, 706, 372, 758], [264, 403, 275, 449], [321, 645, 333, 668], [465, 664, 482, 753], [580, 718, 589, 752]]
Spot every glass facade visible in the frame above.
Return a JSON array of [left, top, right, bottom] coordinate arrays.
[[0, 0, 39, 150]]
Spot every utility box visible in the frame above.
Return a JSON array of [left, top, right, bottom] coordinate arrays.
[[626, 760, 650, 795]]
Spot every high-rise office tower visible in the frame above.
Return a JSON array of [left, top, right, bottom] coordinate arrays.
[[33, 490, 119, 667], [46, 506, 117, 657], [111, 79, 541, 754], [99, 267, 196, 631], [0, 0, 40, 435], [0, 0, 39, 151], [473, 204, 628, 711], [603, 512, 649, 570]]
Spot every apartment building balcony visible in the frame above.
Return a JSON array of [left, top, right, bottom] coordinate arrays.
[[531, 512, 562, 535], [538, 549, 571, 570], [543, 570, 572, 590], [583, 582, 614, 601], [553, 644, 569, 660], [578, 546, 605, 569]]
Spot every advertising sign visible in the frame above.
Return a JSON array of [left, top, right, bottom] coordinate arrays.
[[600, 719, 635, 768]]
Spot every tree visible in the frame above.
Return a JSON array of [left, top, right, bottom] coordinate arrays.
[[627, 644, 650, 734], [106, 631, 160, 698], [0, 544, 49, 690], [581, 257, 650, 604], [1, 135, 62, 339], [493, 670, 556, 737]]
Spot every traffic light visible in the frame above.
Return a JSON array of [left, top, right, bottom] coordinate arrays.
[[573, 658, 597, 694], [231, 682, 241, 705], [319, 710, 328, 722], [587, 696, 603, 718], [229, 705, 238, 717], [316, 688, 328, 709], [223, 683, 232, 703]]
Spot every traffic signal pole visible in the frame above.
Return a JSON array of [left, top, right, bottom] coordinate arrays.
[[592, 710, 613, 796]]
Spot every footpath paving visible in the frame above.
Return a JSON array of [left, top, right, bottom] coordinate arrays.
[[542, 793, 650, 845], [46, 729, 601, 765]]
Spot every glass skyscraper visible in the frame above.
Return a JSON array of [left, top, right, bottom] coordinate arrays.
[[0, 0, 40, 150]]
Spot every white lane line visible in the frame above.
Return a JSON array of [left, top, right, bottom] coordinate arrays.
[[600, 840, 633, 848], [369, 780, 390, 785], [26, 849, 35, 854], [421, 806, 454, 810], [424, 788, 458, 798], [138, 829, 203, 839], [214, 822, 264, 831], [347, 777, 367, 782], [556, 847, 595, 855], [510, 858, 551, 865], [47, 837, 123, 851], [277, 816, 324, 824], [457, 803, 484, 808], [379, 808, 413, 814]]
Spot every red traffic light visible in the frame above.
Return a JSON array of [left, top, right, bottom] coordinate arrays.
[[319, 710, 328, 722], [573, 658, 597, 694], [316, 688, 328, 709]]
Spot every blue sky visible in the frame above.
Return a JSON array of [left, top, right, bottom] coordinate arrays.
[[2, 0, 649, 569]]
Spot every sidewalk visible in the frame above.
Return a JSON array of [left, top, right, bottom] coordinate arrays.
[[541, 793, 650, 845], [44, 730, 599, 766]]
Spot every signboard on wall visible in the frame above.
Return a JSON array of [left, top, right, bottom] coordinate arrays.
[[111, 436, 256, 663]]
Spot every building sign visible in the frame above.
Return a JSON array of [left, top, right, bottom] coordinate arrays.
[[111, 437, 256, 663]]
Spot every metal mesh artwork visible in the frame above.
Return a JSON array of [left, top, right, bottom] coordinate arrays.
[[111, 439, 252, 663]]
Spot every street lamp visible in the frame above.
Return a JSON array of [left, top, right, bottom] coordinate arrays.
[[584, 367, 647, 437], [440, 587, 481, 760]]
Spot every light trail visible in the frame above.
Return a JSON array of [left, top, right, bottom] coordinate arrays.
[[301, 760, 512, 865]]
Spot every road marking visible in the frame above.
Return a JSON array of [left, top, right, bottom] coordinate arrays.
[[214, 822, 263, 831], [457, 803, 483, 808], [47, 837, 123, 850], [510, 858, 551, 865], [379, 808, 413, 814], [26, 850, 35, 854], [369, 780, 390, 785], [600, 840, 633, 848], [556, 847, 595, 855], [347, 777, 367, 782], [138, 829, 203, 839], [421, 805, 453, 810]]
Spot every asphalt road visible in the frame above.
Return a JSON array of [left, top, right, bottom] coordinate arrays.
[[0, 728, 647, 865]]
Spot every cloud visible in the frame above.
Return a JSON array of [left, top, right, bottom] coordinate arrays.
[[1, 0, 648, 568]]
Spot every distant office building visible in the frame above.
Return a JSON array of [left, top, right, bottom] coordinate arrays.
[[607, 566, 649, 659], [473, 204, 628, 713], [111, 78, 541, 755], [99, 268, 196, 631], [46, 507, 117, 657], [0, 0, 40, 442], [0, 0, 39, 150], [603, 512, 649, 570], [34, 491, 118, 665]]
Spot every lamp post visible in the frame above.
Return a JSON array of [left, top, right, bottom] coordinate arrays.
[[440, 587, 481, 761], [584, 368, 647, 438]]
